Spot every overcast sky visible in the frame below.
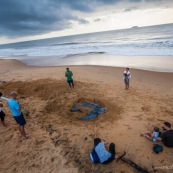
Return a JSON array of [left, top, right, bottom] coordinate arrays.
[[0, 0, 173, 44]]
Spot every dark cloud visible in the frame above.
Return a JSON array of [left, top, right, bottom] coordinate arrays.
[[0, 0, 90, 37], [0, 0, 172, 37]]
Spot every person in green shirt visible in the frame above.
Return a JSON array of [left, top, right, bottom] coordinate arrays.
[[65, 68, 74, 88]]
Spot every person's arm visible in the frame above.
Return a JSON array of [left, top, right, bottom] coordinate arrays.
[[71, 71, 73, 76], [0, 92, 10, 101], [15, 102, 21, 113], [1, 96, 10, 101], [129, 72, 131, 79], [157, 132, 166, 141], [17, 108, 21, 112]]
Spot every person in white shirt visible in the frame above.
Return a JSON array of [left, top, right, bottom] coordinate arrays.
[[123, 68, 131, 90]]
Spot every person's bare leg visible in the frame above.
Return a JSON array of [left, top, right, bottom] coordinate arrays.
[[125, 83, 127, 89], [127, 83, 129, 89], [141, 131, 152, 140], [68, 83, 71, 88], [141, 131, 151, 135], [21, 126, 27, 137], [144, 134, 152, 140], [18, 125, 22, 135], [72, 81, 74, 88]]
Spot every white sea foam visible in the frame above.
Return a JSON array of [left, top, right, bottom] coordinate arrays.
[[0, 40, 173, 57]]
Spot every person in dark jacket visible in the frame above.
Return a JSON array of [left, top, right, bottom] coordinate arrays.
[[157, 122, 173, 148]]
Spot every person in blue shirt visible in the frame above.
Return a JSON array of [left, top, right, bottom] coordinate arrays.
[[90, 138, 115, 164], [0, 91, 28, 140]]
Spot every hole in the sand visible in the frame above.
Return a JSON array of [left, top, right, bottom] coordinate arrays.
[[71, 101, 107, 121]]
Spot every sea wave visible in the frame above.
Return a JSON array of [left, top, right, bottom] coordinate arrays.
[[0, 40, 173, 57]]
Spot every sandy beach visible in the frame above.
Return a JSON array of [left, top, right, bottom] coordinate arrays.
[[0, 59, 173, 173]]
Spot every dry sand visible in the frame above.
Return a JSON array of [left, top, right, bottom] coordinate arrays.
[[0, 59, 173, 173]]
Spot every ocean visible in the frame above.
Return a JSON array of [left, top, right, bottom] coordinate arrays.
[[0, 23, 173, 71]]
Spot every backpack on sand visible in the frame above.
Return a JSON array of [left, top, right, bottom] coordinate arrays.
[[153, 144, 163, 154]]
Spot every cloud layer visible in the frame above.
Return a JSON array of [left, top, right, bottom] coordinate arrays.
[[0, 0, 172, 37]]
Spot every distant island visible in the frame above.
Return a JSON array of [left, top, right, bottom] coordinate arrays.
[[131, 26, 139, 29]]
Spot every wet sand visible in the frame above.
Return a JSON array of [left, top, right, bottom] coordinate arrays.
[[0, 59, 173, 173]]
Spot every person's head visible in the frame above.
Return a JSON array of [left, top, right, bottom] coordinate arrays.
[[66, 67, 69, 72], [10, 91, 17, 100], [94, 138, 101, 146], [154, 127, 160, 132], [162, 122, 171, 131], [126, 68, 129, 72]]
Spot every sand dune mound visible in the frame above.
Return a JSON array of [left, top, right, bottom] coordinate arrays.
[[1, 79, 122, 124]]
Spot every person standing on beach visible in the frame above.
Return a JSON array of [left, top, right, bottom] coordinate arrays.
[[0, 91, 28, 140], [65, 68, 74, 88], [123, 68, 131, 90]]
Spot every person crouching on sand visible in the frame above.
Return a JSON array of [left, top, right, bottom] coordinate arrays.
[[65, 67, 74, 88], [157, 122, 173, 148], [0, 102, 6, 127], [123, 68, 131, 90], [90, 138, 115, 164], [0, 91, 28, 140], [141, 125, 160, 142]]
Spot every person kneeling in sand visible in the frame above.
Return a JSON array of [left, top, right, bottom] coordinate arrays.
[[90, 138, 115, 164], [157, 122, 173, 148], [141, 125, 160, 142], [0, 91, 28, 140]]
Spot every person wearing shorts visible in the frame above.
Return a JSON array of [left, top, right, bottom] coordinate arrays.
[[65, 67, 74, 88], [123, 68, 131, 90], [0, 91, 28, 139]]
